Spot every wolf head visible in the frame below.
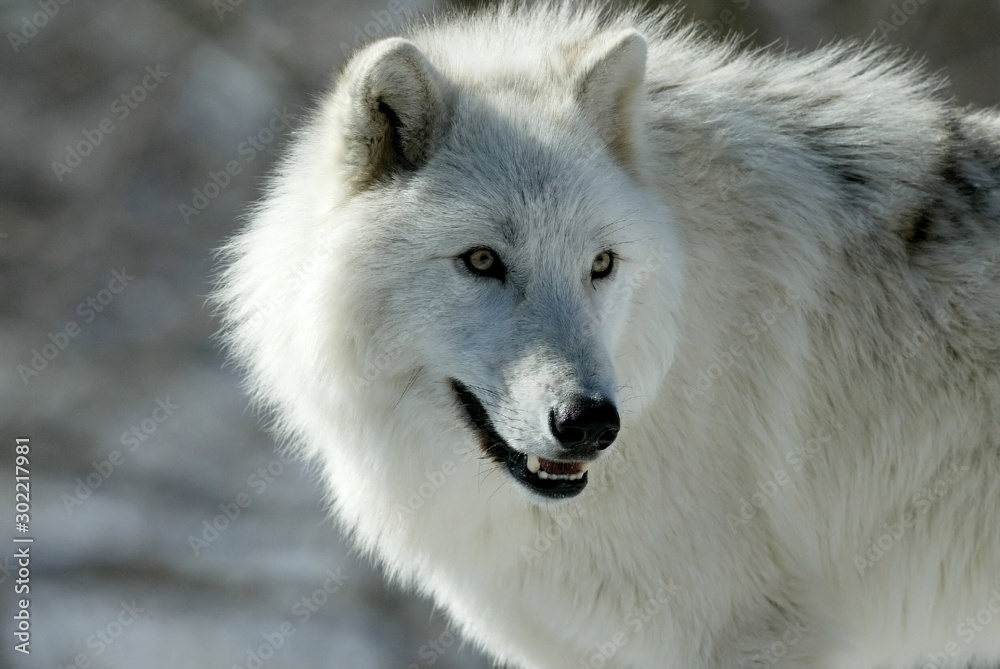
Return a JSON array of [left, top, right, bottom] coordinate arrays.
[[220, 28, 685, 506]]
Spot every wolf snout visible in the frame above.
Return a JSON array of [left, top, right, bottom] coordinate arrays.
[[549, 397, 620, 455]]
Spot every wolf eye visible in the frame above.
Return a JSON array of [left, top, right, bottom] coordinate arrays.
[[461, 247, 507, 281], [591, 251, 614, 281]]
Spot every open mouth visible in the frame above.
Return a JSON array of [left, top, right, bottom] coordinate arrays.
[[450, 379, 589, 499]]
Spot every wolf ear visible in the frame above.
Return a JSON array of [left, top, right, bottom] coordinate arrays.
[[572, 30, 648, 177], [338, 38, 446, 187]]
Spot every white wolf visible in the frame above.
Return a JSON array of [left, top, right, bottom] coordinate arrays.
[[215, 3, 1000, 668]]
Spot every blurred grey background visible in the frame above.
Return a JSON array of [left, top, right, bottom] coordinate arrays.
[[1, 0, 997, 667]]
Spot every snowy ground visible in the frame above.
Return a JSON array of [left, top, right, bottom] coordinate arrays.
[[1, 0, 997, 667]]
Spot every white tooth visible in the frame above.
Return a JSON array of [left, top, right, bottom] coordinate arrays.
[[527, 454, 541, 474], [537, 470, 549, 479], [578, 462, 590, 473]]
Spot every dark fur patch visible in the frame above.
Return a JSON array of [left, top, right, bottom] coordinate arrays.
[[647, 82, 682, 96], [799, 94, 843, 110], [802, 123, 860, 136], [835, 164, 869, 187], [941, 117, 985, 213], [378, 99, 417, 171], [801, 125, 870, 191], [905, 206, 934, 246], [942, 158, 977, 201]]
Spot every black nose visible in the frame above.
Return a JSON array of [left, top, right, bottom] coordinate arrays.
[[549, 397, 620, 453]]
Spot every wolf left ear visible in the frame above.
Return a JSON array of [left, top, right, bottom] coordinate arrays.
[[572, 30, 648, 177], [338, 38, 447, 187]]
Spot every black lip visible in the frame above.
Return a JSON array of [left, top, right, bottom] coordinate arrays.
[[449, 378, 588, 499]]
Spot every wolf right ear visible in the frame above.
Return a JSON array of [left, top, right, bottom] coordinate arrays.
[[337, 38, 447, 187], [572, 30, 648, 178]]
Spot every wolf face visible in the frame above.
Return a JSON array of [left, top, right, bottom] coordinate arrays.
[[317, 33, 685, 501]]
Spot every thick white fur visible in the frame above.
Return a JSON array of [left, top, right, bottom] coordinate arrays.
[[215, 3, 1000, 668]]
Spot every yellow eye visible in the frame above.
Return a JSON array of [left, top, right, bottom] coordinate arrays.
[[461, 247, 507, 281], [592, 251, 614, 278], [468, 248, 495, 271]]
